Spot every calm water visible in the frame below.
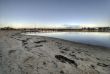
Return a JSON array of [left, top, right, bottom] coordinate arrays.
[[25, 32, 110, 48]]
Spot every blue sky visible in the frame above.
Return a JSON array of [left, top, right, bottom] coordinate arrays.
[[0, 0, 110, 28]]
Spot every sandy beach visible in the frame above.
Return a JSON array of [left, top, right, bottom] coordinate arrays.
[[0, 31, 110, 74]]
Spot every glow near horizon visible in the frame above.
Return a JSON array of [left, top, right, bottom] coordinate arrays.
[[0, 0, 110, 28]]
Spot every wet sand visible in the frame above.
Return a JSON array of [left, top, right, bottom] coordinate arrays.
[[0, 31, 110, 74]]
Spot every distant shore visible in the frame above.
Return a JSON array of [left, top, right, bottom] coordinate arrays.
[[1, 26, 110, 32], [0, 31, 110, 74]]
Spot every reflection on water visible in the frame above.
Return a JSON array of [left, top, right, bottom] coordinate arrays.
[[26, 32, 110, 48]]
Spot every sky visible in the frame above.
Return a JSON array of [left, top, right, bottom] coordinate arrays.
[[0, 0, 110, 28]]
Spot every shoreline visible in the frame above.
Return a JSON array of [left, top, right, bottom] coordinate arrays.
[[0, 31, 110, 74], [24, 32, 110, 49], [29, 35, 110, 49]]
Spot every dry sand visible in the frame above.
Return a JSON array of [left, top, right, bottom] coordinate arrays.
[[0, 31, 110, 74]]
